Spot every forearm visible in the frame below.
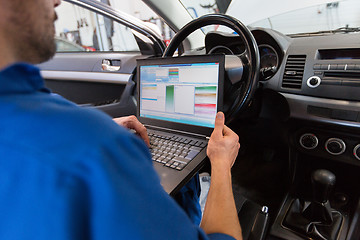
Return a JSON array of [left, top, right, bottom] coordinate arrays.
[[200, 164, 242, 240]]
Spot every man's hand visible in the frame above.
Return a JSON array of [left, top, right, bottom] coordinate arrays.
[[113, 115, 150, 147], [207, 112, 240, 170], [201, 112, 242, 240]]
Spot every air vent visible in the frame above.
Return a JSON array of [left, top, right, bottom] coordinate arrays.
[[282, 55, 306, 89]]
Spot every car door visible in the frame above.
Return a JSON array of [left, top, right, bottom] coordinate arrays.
[[38, 0, 167, 118]]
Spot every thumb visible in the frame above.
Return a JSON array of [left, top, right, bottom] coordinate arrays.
[[213, 112, 225, 137]]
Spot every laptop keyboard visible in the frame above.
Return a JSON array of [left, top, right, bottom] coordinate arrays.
[[148, 131, 207, 171]]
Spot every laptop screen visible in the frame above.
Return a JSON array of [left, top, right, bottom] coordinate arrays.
[[139, 58, 221, 128]]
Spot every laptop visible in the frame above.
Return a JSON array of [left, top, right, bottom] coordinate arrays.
[[136, 55, 225, 195]]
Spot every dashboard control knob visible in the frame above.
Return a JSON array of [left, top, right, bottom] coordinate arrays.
[[325, 138, 346, 155], [353, 144, 360, 160], [307, 76, 321, 88], [300, 133, 318, 149]]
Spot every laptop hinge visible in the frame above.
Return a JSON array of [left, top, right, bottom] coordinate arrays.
[[144, 124, 210, 140]]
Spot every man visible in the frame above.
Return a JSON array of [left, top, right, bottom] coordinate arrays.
[[0, 0, 242, 239]]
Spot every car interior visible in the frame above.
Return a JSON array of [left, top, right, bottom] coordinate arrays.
[[38, 0, 360, 239]]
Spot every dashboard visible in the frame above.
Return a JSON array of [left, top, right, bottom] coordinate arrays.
[[205, 30, 284, 81], [204, 29, 360, 167]]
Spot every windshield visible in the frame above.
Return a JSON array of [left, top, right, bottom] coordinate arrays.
[[180, 0, 360, 35]]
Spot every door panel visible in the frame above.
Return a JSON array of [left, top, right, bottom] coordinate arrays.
[[38, 52, 147, 117], [43, 78, 127, 106]]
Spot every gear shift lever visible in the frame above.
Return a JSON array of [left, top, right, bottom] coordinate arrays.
[[303, 169, 336, 223], [284, 169, 343, 240], [312, 169, 336, 204]]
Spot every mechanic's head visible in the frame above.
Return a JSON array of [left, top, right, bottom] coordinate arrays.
[[0, 0, 61, 67]]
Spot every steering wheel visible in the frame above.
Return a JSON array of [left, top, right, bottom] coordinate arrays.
[[163, 14, 260, 124]]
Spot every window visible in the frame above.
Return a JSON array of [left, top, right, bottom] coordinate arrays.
[[55, 0, 175, 53], [55, 1, 139, 52]]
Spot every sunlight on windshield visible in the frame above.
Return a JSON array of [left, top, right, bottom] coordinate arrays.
[[180, 0, 360, 35], [180, 0, 230, 17], [180, 0, 231, 33], [249, 0, 360, 35]]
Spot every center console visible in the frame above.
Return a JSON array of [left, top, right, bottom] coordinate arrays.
[[257, 33, 360, 240], [269, 125, 360, 240], [269, 154, 360, 239]]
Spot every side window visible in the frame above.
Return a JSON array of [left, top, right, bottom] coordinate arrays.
[[55, 1, 140, 52]]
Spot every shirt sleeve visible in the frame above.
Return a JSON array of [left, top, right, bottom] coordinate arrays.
[[84, 128, 236, 240]]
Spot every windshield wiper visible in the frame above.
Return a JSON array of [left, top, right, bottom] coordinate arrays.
[[288, 26, 360, 37]]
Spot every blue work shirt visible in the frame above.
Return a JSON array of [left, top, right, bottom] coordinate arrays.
[[0, 63, 235, 240]]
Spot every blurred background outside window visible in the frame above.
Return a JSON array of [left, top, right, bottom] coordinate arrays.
[[55, 0, 175, 52]]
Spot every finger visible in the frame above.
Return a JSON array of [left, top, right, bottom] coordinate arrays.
[[223, 125, 240, 147], [127, 119, 150, 147], [223, 125, 238, 139], [137, 128, 150, 147], [212, 112, 225, 137], [115, 116, 150, 147], [112, 117, 125, 126], [140, 132, 150, 147]]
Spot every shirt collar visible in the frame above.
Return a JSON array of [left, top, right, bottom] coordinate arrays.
[[0, 63, 51, 94]]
